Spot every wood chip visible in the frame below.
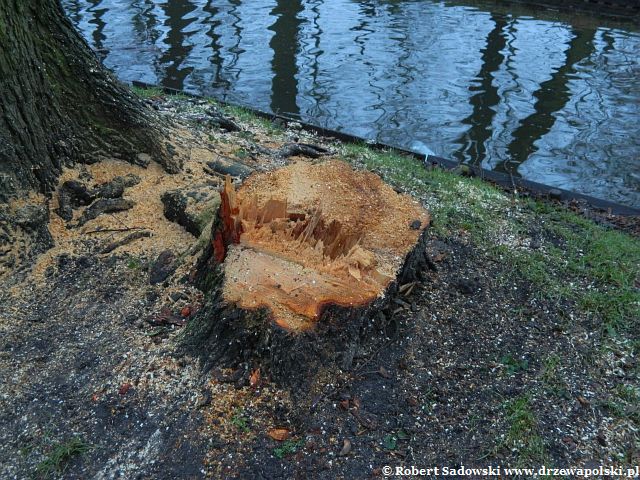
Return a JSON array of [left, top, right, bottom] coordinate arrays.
[[249, 368, 261, 388], [100, 230, 151, 254], [339, 438, 352, 456], [398, 281, 416, 294]]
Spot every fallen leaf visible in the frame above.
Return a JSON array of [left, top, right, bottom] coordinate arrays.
[[339, 438, 352, 456], [379, 366, 392, 379], [406, 396, 418, 407], [576, 396, 590, 407], [433, 252, 446, 262], [118, 383, 132, 395], [250, 368, 261, 388], [267, 428, 290, 442]]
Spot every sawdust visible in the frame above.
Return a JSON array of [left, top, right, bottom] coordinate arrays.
[[31, 137, 220, 282]]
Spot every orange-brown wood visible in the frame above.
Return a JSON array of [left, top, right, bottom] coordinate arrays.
[[214, 160, 430, 331]]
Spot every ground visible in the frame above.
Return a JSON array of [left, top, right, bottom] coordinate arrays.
[[0, 90, 638, 479]]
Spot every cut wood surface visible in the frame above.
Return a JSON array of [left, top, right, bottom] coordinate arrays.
[[212, 160, 430, 331]]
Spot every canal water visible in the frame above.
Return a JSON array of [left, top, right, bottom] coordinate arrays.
[[62, 0, 640, 207]]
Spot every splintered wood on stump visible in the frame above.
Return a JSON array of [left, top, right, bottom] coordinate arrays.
[[187, 159, 431, 386]]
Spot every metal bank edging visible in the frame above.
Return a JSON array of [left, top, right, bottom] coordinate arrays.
[[131, 81, 640, 217], [493, 0, 640, 22]]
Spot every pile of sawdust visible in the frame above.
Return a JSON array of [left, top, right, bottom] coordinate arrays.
[[32, 135, 221, 280]]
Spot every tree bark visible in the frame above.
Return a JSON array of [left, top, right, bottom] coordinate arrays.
[[0, 0, 173, 202]]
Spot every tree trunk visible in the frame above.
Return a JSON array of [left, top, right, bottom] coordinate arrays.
[[182, 160, 431, 390], [0, 0, 173, 202]]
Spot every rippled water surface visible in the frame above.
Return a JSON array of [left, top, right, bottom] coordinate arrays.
[[62, 0, 640, 206]]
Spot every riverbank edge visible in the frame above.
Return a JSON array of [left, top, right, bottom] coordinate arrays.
[[130, 81, 640, 217]]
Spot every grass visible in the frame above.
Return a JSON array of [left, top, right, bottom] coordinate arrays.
[[131, 85, 164, 99], [615, 384, 639, 403], [19, 440, 37, 457], [600, 384, 640, 426], [501, 396, 548, 467], [218, 102, 281, 135], [34, 437, 91, 479], [273, 439, 304, 459], [540, 354, 569, 398], [132, 84, 286, 138], [514, 206, 640, 336], [230, 409, 250, 433], [339, 143, 516, 240]]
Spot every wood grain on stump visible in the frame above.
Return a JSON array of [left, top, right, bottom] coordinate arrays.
[[216, 160, 429, 331], [186, 160, 431, 386]]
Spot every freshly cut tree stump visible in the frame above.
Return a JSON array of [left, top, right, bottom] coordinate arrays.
[[185, 160, 431, 386]]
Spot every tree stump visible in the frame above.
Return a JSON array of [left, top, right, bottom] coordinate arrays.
[[184, 160, 431, 388]]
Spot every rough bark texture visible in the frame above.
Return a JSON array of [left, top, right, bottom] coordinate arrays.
[[0, 0, 174, 202], [181, 161, 432, 391]]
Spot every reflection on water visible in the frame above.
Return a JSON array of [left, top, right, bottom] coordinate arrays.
[[62, 0, 640, 206], [504, 27, 596, 175], [453, 13, 508, 166], [269, 0, 304, 116]]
